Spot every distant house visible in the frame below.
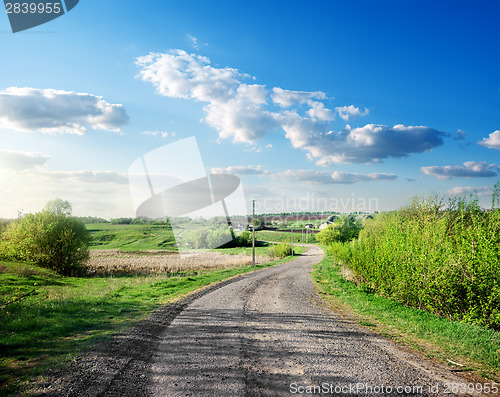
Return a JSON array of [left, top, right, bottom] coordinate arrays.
[[319, 221, 332, 229], [326, 215, 338, 223], [304, 223, 314, 229]]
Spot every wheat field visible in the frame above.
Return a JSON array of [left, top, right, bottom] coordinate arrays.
[[86, 249, 270, 275]]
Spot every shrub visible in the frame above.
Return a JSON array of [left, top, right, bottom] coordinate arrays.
[[206, 228, 232, 248], [268, 242, 293, 258], [316, 214, 362, 245], [111, 217, 133, 224], [2, 207, 90, 276], [331, 187, 500, 330], [236, 231, 253, 247], [185, 230, 208, 249], [306, 233, 317, 243]]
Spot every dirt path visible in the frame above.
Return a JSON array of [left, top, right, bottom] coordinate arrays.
[[42, 245, 476, 396]]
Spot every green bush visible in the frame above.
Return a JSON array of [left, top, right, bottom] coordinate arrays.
[[206, 228, 232, 248], [268, 242, 293, 258], [185, 229, 207, 249], [2, 205, 90, 276], [316, 215, 361, 245], [306, 233, 317, 243], [331, 187, 500, 329], [236, 231, 253, 247]]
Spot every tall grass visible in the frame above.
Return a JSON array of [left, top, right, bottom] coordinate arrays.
[[330, 185, 500, 329], [85, 249, 270, 275]]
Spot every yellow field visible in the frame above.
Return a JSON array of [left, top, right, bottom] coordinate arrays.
[[86, 250, 270, 275]]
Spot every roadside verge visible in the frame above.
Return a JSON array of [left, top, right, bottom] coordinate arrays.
[[312, 250, 500, 385]]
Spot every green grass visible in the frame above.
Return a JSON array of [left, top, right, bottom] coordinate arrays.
[[86, 223, 177, 251], [212, 242, 307, 256], [255, 230, 315, 244], [313, 252, 500, 381], [87, 224, 316, 252], [0, 255, 296, 396]]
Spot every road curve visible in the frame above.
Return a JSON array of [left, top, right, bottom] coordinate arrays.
[[147, 245, 470, 397]]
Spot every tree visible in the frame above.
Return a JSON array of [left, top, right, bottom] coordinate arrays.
[[44, 198, 72, 216], [316, 214, 362, 245], [316, 224, 341, 245], [206, 228, 232, 248], [3, 201, 90, 275], [236, 231, 252, 247]]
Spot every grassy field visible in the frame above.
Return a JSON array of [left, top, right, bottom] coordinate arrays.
[[0, 253, 297, 396], [87, 224, 314, 252], [313, 251, 500, 382], [212, 242, 307, 257], [255, 230, 316, 244], [87, 223, 177, 251]]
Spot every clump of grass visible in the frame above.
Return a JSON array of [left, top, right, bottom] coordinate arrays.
[[268, 242, 293, 258], [255, 230, 312, 243]]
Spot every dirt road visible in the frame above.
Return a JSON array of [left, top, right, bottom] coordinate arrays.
[[47, 245, 476, 396]]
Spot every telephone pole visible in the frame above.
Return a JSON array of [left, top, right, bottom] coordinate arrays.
[[252, 200, 255, 266]]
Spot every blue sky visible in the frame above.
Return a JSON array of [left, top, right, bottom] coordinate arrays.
[[0, 0, 499, 218]]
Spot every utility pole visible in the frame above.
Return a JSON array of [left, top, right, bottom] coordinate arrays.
[[291, 225, 294, 256], [252, 200, 255, 266]]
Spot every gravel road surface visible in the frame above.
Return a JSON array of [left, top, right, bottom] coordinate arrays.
[[45, 245, 479, 397]]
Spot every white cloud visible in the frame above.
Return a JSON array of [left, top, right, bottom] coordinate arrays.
[[136, 50, 243, 102], [137, 49, 445, 164], [335, 105, 369, 121], [0, 147, 130, 218], [137, 51, 274, 143], [187, 34, 199, 49], [271, 87, 327, 108], [421, 161, 499, 180], [274, 169, 334, 184], [478, 130, 500, 150], [447, 185, 493, 197], [455, 129, 466, 141], [0, 166, 131, 218], [39, 170, 128, 184], [211, 165, 268, 175], [141, 130, 172, 138], [204, 84, 277, 143], [330, 171, 397, 184], [0, 87, 128, 134], [274, 169, 397, 184], [307, 101, 335, 121], [282, 121, 446, 165], [252, 143, 273, 153], [0, 150, 49, 170]]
